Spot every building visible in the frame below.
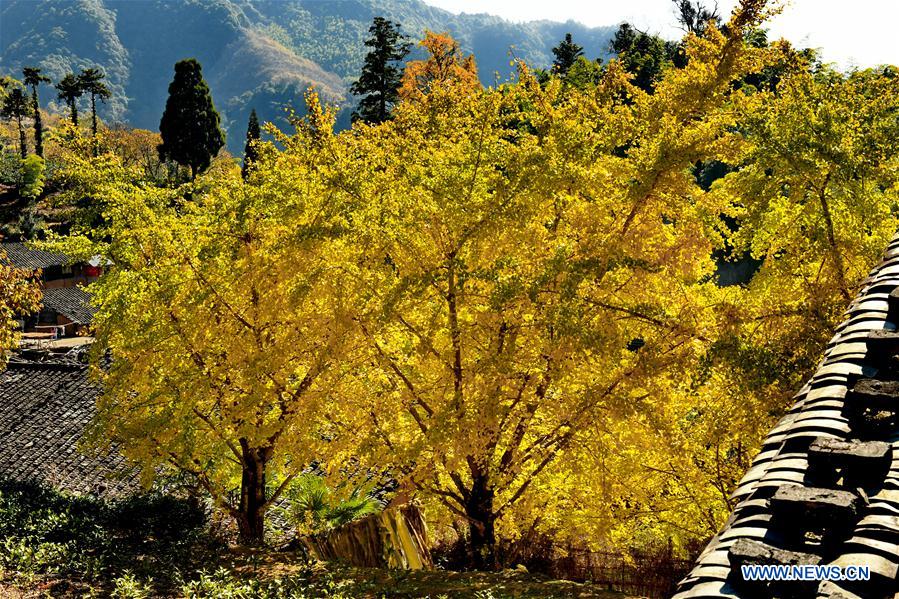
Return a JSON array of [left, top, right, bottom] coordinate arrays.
[[0, 243, 123, 495], [674, 233, 899, 599], [2, 241, 102, 339], [0, 357, 136, 496]]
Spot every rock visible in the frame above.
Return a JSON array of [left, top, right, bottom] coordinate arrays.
[[848, 378, 899, 408], [818, 581, 865, 599], [808, 438, 890, 461], [844, 379, 899, 438], [888, 288, 899, 322], [729, 538, 821, 597], [865, 329, 899, 356]]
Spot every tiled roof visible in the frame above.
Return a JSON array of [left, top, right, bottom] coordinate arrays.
[[1, 241, 69, 269], [41, 286, 96, 324], [674, 232, 899, 599], [0, 359, 137, 496]]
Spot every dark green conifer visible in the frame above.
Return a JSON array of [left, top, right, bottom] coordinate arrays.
[[351, 17, 411, 124], [2, 88, 30, 158], [551, 33, 584, 75], [158, 59, 226, 180], [242, 109, 260, 181], [78, 68, 111, 144], [22, 67, 50, 157], [55, 74, 83, 126]]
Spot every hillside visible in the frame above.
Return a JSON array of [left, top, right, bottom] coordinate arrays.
[[0, 0, 616, 152]]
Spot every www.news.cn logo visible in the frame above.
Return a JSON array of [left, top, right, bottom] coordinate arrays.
[[741, 564, 871, 582]]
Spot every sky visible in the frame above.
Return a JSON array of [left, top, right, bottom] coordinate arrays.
[[422, 0, 899, 69]]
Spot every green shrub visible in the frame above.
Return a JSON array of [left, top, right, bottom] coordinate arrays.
[[0, 150, 21, 185], [181, 566, 353, 599], [20, 154, 45, 199], [112, 571, 152, 598], [0, 478, 215, 590]]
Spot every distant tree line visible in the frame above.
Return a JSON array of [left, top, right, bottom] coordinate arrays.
[[1, 0, 730, 171]]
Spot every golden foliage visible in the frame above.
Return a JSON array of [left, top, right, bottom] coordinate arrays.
[[399, 31, 480, 100], [0, 255, 41, 365], [46, 0, 899, 559]]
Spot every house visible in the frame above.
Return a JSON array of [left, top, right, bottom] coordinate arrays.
[[36, 286, 96, 337], [1, 241, 103, 288], [2, 241, 102, 338], [0, 357, 136, 496]]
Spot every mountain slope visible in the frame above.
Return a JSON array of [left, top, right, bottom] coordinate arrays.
[[0, 0, 617, 152]]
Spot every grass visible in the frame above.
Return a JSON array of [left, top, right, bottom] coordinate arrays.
[[0, 479, 634, 598]]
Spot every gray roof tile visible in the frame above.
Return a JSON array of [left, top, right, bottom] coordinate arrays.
[[1, 241, 69, 269], [674, 232, 899, 599], [0, 359, 137, 496], [41, 286, 96, 324]]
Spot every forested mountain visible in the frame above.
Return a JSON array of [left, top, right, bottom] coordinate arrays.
[[0, 0, 616, 151]]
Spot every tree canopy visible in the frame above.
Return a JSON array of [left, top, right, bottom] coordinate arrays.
[[351, 17, 411, 124], [552, 33, 584, 75], [158, 58, 226, 180], [399, 31, 479, 100]]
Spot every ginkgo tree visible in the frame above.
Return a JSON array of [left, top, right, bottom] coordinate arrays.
[[715, 65, 899, 367], [590, 54, 899, 554], [0, 256, 41, 364], [331, 0, 779, 567], [53, 103, 366, 544], [398, 31, 480, 100]]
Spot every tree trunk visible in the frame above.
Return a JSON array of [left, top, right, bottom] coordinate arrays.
[[466, 471, 497, 570], [70, 102, 78, 127], [33, 95, 43, 158], [89, 94, 100, 157], [90, 94, 97, 138], [817, 173, 850, 302], [17, 119, 26, 159], [237, 440, 268, 545]]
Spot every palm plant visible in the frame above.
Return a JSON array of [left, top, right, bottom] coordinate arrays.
[[282, 474, 382, 534]]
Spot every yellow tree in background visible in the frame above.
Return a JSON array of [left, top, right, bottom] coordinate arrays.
[[587, 61, 899, 552], [399, 31, 480, 99], [716, 66, 899, 365], [0, 256, 40, 364]]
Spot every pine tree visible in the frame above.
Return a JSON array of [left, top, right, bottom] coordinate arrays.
[[552, 33, 584, 75], [55, 74, 83, 126], [2, 88, 30, 158], [673, 0, 721, 35], [78, 68, 111, 154], [22, 67, 50, 157], [350, 17, 411, 124], [242, 109, 260, 181], [158, 59, 226, 180], [610, 23, 678, 93]]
